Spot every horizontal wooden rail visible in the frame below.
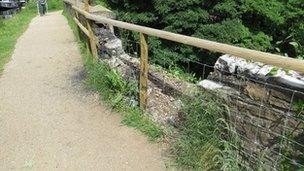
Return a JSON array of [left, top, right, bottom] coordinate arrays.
[[68, 2, 304, 73], [73, 17, 90, 37], [65, 0, 113, 14], [73, 17, 100, 48]]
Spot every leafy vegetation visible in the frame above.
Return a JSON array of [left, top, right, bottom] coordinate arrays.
[[64, 2, 304, 169], [171, 94, 223, 169], [84, 58, 163, 140], [170, 94, 246, 170], [98, 0, 303, 76], [279, 100, 304, 170], [0, 2, 36, 74], [63, 10, 163, 141], [47, 0, 63, 11]]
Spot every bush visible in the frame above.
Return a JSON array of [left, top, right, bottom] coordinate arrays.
[[100, 0, 303, 76], [47, 0, 63, 11]]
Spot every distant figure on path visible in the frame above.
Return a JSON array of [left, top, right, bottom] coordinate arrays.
[[37, 0, 47, 16]]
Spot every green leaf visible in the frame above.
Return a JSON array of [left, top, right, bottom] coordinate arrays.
[[289, 42, 299, 49], [267, 67, 279, 76]]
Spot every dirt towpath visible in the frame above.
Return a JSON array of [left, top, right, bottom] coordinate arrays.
[[0, 11, 166, 170]]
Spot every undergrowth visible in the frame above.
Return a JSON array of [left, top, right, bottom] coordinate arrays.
[[63, 8, 247, 169], [84, 57, 163, 140], [62, 8, 265, 170], [63, 10, 163, 141], [172, 94, 222, 169], [47, 0, 63, 11], [171, 94, 244, 170], [154, 65, 199, 83]]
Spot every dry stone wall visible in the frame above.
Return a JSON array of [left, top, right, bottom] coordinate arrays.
[[94, 26, 304, 167], [64, 3, 304, 167], [94, 27, 195, 125], [199, 55, 304, 167]]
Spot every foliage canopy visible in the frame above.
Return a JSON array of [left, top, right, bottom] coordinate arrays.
[[99, 0, 304, 69]]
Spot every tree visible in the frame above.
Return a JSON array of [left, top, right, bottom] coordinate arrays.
[[99, 0, 304, 74]]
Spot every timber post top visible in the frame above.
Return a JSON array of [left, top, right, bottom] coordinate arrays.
[[65, 0, 115, 18]]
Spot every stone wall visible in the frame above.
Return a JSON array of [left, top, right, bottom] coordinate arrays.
[[65, 3, 304, 167], [94, 26, 304, 167], [94, 27, 195, 125], [199, 55, 304, 168]]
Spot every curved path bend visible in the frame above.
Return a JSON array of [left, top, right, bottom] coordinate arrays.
[[0, 11, 166, 170]]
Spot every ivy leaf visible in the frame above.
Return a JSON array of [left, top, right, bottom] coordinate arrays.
[[267, 67, 279, 76], [289, 41, 299, 49]]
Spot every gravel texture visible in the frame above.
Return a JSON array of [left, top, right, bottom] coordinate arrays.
[[0, 11, 166, 170]]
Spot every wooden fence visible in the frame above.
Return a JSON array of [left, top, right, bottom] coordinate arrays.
[[63, 0, 304, 110]]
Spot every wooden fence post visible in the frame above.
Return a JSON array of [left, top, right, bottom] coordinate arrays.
[[87, 21, 98, 58], [84, 0, 89, 11], [84, 0, 98, 59], [139, 33, 148, 110], [108, 24, 114, 33]]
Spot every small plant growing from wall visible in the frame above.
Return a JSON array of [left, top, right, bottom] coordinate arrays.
[[279, 100, 304, 170]]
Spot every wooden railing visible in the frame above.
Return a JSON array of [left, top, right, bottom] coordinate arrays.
[[63, 0, 304, 109]]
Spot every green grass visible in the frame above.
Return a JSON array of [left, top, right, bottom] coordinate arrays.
[[63, 8, 244, 169], [47, 0, 63, 11], [93, 0, 108, 8], [0, 0, 63, 75], [84, 56, 163, 141], [62, 7, 261, 170], [154, 65, 199, 83], [170, 94, 223, 170], [0, 2, 37, 74], [171, 94, 244, 170], [64, 3, 304, 169], [63, 10, 163, 141]]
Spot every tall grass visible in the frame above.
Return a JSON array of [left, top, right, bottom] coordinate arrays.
[[47, 0, 63, 11], [171, 94, 245, 170], [0, 2, 36, 74], [63, 10, 163, 141], [62, 7, 254, 170], [171, 94, 223, 169], [63, 7, 245, 169], [84, 57, 163, 140]]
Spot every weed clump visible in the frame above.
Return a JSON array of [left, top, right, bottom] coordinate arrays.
[[170, 94, 221, 169], [85, 57, 164, 141], [171, 94, 244, 170], [63, 9, 163, 141]]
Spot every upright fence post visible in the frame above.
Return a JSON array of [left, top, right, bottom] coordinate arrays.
[[108, 24, 114, 33], [84, 0, 89, 11], [139, 33, 148, 110], [84, 0, 98, 59]]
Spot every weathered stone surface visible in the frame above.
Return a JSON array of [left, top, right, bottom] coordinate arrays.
[[94, 23, 304, 168], [203, 54, 304, 167], [90, 5, 116, 19], [94, 27, 194, 126], [214, 55, 304, 91], [274, 71, 304, 90], [245, 82, 267, 101], [197, 80, 223, 90]]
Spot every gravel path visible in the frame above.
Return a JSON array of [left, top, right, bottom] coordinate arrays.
[[0, 11, 166, 170]]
